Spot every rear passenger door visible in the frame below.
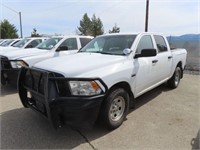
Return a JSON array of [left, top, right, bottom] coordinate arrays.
[[153, 35, 172, 81]]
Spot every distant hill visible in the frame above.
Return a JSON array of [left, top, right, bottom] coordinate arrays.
[[166, 34, 200, 71], [167, 34, 200, 41]]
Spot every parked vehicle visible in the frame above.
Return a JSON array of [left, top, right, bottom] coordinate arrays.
[[0, 39, 22, 47], [1, 36, 93, 85], [0, 39, 4, 44], [0, 37, 47, 54], [18, 33, 187, 129], [0, 39, 9, 46]]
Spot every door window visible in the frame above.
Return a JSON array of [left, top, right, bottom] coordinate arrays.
[[154, 35, 167, 52], [136, 35, 154, 54], [26, 39, 42, 48], [59, 38, 78, 50]]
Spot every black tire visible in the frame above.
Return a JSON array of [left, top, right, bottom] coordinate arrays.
[[168, 67, 181, 89], [100, 88, 129, 130]]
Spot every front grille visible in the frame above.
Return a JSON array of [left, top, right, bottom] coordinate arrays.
[[56, 80, 71, 97], [0, 56, 12, 69], [24, 69, 68, 97], [22, 69, 66, 116], [24, 69, 45, 94]]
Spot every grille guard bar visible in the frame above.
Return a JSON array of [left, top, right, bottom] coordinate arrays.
[[18, 67, 108, 128]]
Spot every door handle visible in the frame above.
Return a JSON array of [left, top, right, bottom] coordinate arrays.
[[168, 56, 172, 59], [152, 60, 158, 63]]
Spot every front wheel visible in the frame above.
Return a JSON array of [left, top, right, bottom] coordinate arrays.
[[100, 88, 129, 130], [168, 66, 181, 89]]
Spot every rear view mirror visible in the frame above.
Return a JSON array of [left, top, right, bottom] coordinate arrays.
[[135, 49, 157, 58]]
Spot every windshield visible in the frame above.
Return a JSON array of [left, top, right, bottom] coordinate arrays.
[[37, 37, 62, 50], [0, 40, 8, 46], [1, 40, 14, 46], [79, 35, 136, 55], [13, 39, 30, 48]]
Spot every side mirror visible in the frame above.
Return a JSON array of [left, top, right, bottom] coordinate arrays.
[[135, 49, 157, 58], [123, 48, 132, 55], [56, 46, 68, 52], [48, 45, 54, 49]]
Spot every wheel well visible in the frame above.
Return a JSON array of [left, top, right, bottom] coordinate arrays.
[[176, 61, 183, 78], [106, 82, 134, 106]]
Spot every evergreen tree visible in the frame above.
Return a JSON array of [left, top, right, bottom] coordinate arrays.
[[91, 14, 104, 36], [78, 13, 104, 36], [109, 24, 120, 33], [77, 13, 92, 35], [0, 19, 18, 39], [31, 28, 41, 37]]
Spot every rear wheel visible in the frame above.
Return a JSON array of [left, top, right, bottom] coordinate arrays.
[[100, 88, 129, 129], [168, 66, 181, 89]]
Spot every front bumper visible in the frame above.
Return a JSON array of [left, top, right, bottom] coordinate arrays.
[[18, 67, 108, 129], [0, 57, 21, 85]]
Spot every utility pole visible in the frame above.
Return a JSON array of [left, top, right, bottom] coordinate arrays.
[[145, 0, 149, 32], [1, 3, 23, 38], [19, 12, 23, 38]]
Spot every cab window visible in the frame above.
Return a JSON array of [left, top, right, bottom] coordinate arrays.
[[80, 38, 92, 47], [26, 39, 41, 48], [154, 35, 168, 52], [58, 38, 78, 50], [136, 35, 154, 54]]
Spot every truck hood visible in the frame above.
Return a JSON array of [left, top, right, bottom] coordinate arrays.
[[2, 48, 48, 60], [0, 47, 20, 55], [34, 53, 126, 77]]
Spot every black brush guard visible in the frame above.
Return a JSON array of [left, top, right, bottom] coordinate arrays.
[[18, 67, 108, 129], [1, 57, 25, 85]]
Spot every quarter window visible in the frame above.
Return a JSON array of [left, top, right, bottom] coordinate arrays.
[[136, 35, 154, 54], [154, 35, 168, 52], [80, 38, 92, 47]]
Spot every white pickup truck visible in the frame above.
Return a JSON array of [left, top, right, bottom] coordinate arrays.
[[1, 36, 92, 85], [18, 33, 187, 130]]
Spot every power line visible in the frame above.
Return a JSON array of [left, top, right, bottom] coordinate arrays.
[[0, 3, 23, 38], [0, 2, 18, 14]]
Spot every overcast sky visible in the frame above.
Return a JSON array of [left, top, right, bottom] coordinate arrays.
[[1, 0, 199, 37]]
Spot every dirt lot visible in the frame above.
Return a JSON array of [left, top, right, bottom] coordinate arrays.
[[0, 74, 199, 150]]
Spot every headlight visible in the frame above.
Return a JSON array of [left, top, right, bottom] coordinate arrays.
[[69, 81, 102, 96], [10, 60, 28, 68]]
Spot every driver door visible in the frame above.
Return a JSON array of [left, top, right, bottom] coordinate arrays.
[[55, 38, 79, 57], [133, 35, 158, 97]]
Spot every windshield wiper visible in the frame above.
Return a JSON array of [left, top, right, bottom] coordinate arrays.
[[97, 51, 124, 56], [78, 51, 124, 55]]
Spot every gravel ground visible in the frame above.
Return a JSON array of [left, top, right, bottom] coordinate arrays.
[[184, 70, 200, 75]]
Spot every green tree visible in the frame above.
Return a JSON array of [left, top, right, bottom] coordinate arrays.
[[91, 14, 104, 36], [109, 24, 120, 33], [77, 13, 92, 36], [78, 13, 104, 36], [31, 28, 41, 37], [0, 19, 18, 39]]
